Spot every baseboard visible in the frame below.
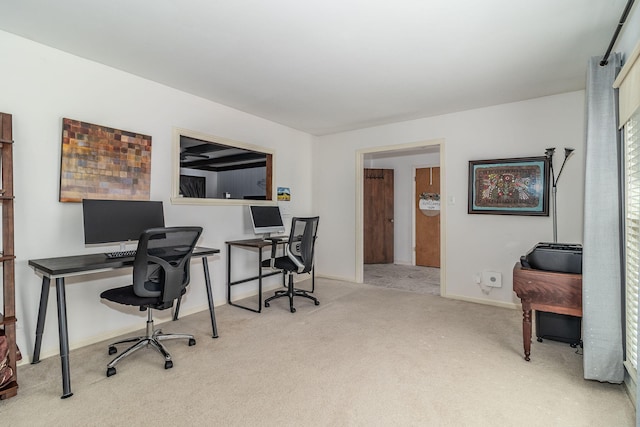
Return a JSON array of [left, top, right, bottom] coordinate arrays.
[[18, 304, 203, 366], [624, 363, 637, 408], [21, 277, 518, 365], [443, 293, 520, 310], [21, 279, 294, 366], [19, 297, 240, 366], [315, 273, 355, 282]]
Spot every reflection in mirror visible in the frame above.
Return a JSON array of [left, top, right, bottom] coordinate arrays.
[[173, 128, 273, 204]]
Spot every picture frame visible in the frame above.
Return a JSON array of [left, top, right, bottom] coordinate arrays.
[[180, 174, 206, 198], [277, 187, 291, 201], [468, 156, 549, 216], [59, 118, 152, 202]]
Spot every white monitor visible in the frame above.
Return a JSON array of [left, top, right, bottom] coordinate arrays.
[[249, 205, 285, 238]]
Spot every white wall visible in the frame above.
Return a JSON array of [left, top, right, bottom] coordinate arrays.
[[615, 3, 640, 60], [313, 91, 585, 307], [367, 151, 440, 264], [0, 30, 314, 360]]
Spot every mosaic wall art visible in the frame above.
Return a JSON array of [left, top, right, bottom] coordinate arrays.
[[468, 156, 549, 216], [59, 118, 152, 202]]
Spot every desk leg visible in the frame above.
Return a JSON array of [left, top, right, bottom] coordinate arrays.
[[32, 276, 51, 364], [227, 243, 232, 305], [201, 256, 218, 338], [55, 278, 73, 398], [228, 244, 281, 313], [257, 249, 263, 313], [522, 302, 532, 362]]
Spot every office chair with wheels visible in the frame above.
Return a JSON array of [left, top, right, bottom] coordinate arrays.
[[264, 216, 319, 313], [100, 226, 203, 377]]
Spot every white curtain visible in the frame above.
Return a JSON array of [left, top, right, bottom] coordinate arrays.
[[583, 53, 624, 383]]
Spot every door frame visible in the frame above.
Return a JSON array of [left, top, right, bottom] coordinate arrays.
[[355, 139, 446, 296]]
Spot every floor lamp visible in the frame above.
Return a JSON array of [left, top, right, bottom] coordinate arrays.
[[545, 147, 575, 243]]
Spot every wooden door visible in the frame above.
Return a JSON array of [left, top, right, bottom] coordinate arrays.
[[415, 167, 440, 267], [364, 168, 394, 264]]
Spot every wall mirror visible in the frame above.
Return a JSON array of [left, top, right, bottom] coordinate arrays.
[[171, 128, 274, 205]]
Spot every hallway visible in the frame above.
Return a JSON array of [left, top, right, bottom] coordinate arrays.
[[363, 264, 440, 295]]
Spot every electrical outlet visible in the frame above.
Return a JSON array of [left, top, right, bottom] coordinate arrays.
[[482, 271, 502, 288]]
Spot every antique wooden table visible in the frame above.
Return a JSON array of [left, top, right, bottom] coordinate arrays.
[[512, 263, 582, 361]]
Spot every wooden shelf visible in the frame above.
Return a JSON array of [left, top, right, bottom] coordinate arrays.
[[0, 112, 17, 398], [0, 381, 18, 399], [0, 314, 17, 326]]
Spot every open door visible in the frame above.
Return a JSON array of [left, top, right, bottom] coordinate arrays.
[[364, 168, 394, 264], [415, 167, 440, 267]]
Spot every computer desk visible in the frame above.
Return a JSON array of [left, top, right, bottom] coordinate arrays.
[[226, 237, 315, 313], [226, 238, 285, 313], [28, 246, 219, 399]]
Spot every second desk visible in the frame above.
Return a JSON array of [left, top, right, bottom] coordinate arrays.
[[226, 237, 317, 313], [226, 238, 285, 313]]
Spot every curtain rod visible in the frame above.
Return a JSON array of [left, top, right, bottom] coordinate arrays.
[[600, 0, 636, 66]]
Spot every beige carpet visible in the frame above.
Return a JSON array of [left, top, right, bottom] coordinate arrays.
[[0, 278, 634, 426], [364, 263, 440, 295]]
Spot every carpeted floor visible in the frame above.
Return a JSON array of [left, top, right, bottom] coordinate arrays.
[[364, 263, 440, 295], [0, 278, 633, 426]]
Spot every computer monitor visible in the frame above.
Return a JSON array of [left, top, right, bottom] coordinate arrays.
[[249, 205, 285, 238], [82, 199, 165, 247]]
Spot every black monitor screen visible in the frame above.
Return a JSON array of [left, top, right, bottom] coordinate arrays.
[[249, 205, 285, 236], [82, 199, 165, 245]]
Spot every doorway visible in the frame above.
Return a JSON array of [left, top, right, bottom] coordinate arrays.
[[356, 140, 445, 295], [363, 168, 394, 264]]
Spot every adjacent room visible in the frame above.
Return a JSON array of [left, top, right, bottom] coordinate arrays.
[[0, 1, 639, 425]]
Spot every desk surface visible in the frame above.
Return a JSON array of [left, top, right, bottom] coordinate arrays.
[[225, 237, 287, 248], [29, 246, 220, 276]]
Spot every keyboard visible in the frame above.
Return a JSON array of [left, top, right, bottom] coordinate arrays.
[[263, 235, 288, 242], [105, 250, 137, 259]]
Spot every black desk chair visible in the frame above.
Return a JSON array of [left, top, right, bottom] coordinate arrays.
[[100, 226, 203, 377], [264, 216, 320, 313]]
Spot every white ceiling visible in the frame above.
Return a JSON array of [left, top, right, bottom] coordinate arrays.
[[0, 0, 631, 135]]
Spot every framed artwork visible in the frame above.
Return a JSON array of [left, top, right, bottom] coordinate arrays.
[[180, 175, 206, 198], [468, 156, 549, 215], [59, 118, 152, 202], [277, 187, 291, 201]]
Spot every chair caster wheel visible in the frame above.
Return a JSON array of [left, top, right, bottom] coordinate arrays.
[[264, 302, 270, 307], [537, 338, 543, 342], [106, 367, 116, 377], [165, 360, 173, 369], [189, 338, 196, 346], [314, 301, 320, 306], [290, 307, 296, 313], [108, 346, 117, 355]]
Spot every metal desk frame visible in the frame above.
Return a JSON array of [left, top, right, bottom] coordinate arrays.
[[28, 246, 219, 399], [226, 238, 284, 313], [226, 237, 316, 313]]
